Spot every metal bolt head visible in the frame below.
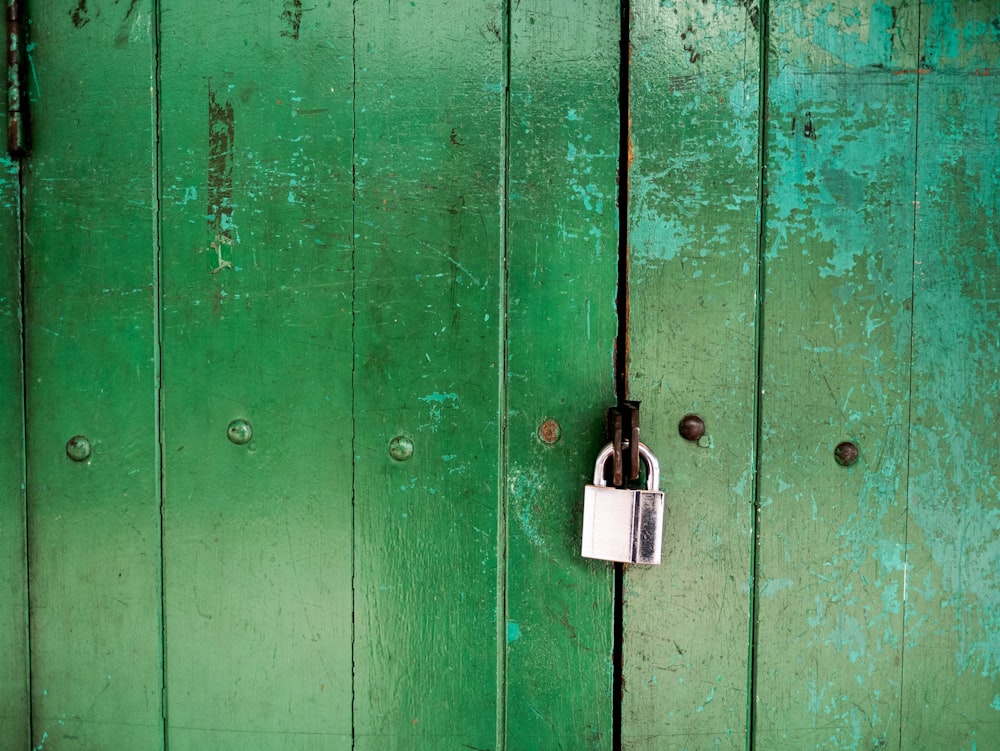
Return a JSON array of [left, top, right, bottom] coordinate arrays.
[[538, 419, 561, 445], [388, 435, 414, 462], [834, 441, 859, 467], [227, 419, 253, 445], [66, 435, 92, 462], [678, 414, 706, 442]]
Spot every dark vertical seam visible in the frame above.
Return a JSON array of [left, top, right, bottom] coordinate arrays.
[[613, 557, 624, 751], [747, 0, 770, 746], [350, 1, 358, 748], [151, 0, 168, 745], [497, 0, 512, 749], [613, 1, 631, 748], [615, 0, 631, 406], [898, 2, 923, 745]]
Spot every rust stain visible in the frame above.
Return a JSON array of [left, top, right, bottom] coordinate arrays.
[[208, 83, 235, 273], [538, 420, 561, 445]]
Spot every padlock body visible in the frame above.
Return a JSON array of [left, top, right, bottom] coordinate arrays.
[[581, 486, 664, 564]]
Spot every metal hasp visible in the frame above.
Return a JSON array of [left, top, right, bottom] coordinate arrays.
[[606, 399, 641, 486], [581, 441, 665, 565], [6, 0, 29, 155]]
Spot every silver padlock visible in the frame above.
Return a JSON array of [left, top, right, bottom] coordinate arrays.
[[581, 442, 664, 564]]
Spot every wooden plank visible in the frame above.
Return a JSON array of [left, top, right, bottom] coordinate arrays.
[[623, 0, 761, 746], [752, 0, 918, 747], [505, 0, 621, 747], [0, 88, 29, 751], [350, 3, 505, 748], [157, 3, 355, 748], [20, 2, 163, 747], [901, 2, 1000, 745]]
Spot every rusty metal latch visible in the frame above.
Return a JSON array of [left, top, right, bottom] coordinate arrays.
[[605, 399, 641, 487]]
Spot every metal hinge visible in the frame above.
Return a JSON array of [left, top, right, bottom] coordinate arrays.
[[6, 0, 29, 156]]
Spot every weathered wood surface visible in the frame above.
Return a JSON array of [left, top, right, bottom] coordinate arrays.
[[753, 0, 918, 747], [627, 1, 998, 748], [0, 53, 29, 751], [351, 2, 505, 749], [624, 0, 762, 747], [158, 2, 355, 747], [902, 1, 1000, 746], [20, 2, 164, 747], [6, 1, 998, 748], [505, 1, 621, 747]]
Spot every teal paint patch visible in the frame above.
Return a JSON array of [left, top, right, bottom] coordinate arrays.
[[630, 65, 758, 269], [629, 169, 692, 263], [509, 468, 551, 557], [419, 391, 459, 404], [507, 621, 521, 643], [759, 577, 794, 598], [766, 66, 917, 279], [780, 0, 896, 68], [924, 1, 959, 66]]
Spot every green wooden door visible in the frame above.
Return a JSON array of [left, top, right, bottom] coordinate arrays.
[[6, 1, 619, 748], [3, 1, 998, 750], [623, 0, 1000, 749]]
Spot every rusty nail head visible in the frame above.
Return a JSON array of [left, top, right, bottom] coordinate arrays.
[[835, 441, 859, 467], [538, 419, 561, 445]]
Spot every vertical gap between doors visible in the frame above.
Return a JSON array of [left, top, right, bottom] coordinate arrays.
[[613, 0, 631, 748], [747, 0, 771, 747], [9, 0, 33, 743], [349, 1, 359, 747], [151, 0, 168, 745]]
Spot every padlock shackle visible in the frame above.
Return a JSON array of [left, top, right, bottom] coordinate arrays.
[[592, 442, 660, 490]]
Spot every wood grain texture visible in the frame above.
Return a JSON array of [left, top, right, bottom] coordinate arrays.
[[351, 2, 504, 749], [505, 1, 621, 747], [0, 86, 29, 751], [158, 3, 355, 747], [623, 0, 761, 747], [902, 2, 1000, 746], [21, 2, 163, 747]]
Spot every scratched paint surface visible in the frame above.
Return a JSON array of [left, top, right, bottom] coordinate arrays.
[[624, 0, 761, 747], [0, 99, 29, 748], [350, 2, 506, 748], [158, 2, 355, 747], [10, 0, 999, 746], [902, 2, 1000, 746], [504, 1, 620, 747], [20, 1, 165, 748], [753, 0, 919, 747]]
